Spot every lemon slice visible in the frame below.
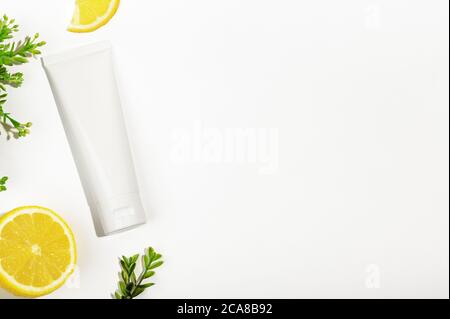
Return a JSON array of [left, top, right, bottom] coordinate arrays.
[[68, 0, 120, 33], [0, 206, 77, 297]]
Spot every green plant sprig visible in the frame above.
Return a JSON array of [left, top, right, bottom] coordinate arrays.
[[0, 14, 45, 191], [114, 247, 164, 299], [0, 14, 45, 138], [0, 176, 7, 192]]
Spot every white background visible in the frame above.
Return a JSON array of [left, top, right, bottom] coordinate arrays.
[[0, 0, 448, 298]]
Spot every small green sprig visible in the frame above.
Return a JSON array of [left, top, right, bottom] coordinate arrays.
[[0, 14, 45, 138], [0, 176, 8, 192], [1, 91, 33, 137], [114, 247, 164, 299]]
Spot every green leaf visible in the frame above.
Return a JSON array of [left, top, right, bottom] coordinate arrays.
[[128, 263, 136, 275], [146, 247, 155, 259], [138, 283, 155, 289], [149, 261, 164, 269], [12, 56, 28, 64], [119, 281, 127, 295], [152, 253, 162, 262], [130, 254, 139, 264], [121, 271, 128, 282], [7, 116, 20, 128], [131, 287, 145, 298], [130, 272, 137, 284], [120, 260, 129, 272], [143, 271, 155, 279], [143, 255, 150, 268]]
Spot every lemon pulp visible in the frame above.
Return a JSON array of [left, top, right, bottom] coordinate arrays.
[[0, 206, 76, 297]]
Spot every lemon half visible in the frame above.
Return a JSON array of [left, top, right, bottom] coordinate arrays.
[[68, 0, 120, 33], [0, 206, 77, 297]]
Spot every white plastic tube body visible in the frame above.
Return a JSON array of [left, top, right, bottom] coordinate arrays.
[[41, 42, 146, 236]]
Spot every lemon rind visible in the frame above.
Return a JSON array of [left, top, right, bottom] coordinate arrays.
[[68, 0, 120, 33]]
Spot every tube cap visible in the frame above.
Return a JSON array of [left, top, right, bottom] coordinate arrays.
[[90, 192, 147, 236]]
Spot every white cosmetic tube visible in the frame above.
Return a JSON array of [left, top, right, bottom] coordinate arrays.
[[41, 41, 146, 236]]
